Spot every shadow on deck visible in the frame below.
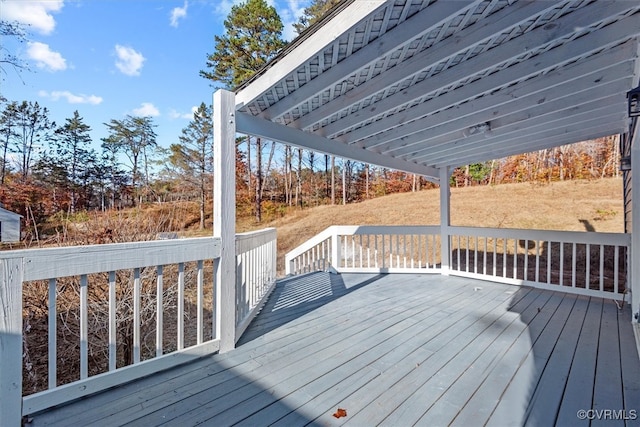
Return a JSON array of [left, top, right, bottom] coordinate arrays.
[[27, 272, 640, 426]]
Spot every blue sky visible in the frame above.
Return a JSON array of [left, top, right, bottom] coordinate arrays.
[[1, 0, 309, 152]]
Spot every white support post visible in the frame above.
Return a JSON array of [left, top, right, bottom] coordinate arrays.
[[440, 167, 452, 275], [630, 120, 640, 322], [1, 258, 23, 425], [214, 89, 237, 353]]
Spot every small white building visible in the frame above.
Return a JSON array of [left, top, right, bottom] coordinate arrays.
[[0, 207, 21, 243]]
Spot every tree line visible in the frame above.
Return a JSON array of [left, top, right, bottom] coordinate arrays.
[[0, 0, 623, 244]]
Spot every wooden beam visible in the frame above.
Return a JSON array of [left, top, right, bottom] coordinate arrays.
[[236, 112, 440, 181], [319, 2, 639, 139], [416, 103, 626, 165], [407, 84, 630, 161], [263, 0, 479, 121], [235, 0, 386, 109], [434, 120, 627, 169], [213, 89, 237, 352], [294, 0, 558, 131], [362, 45, 636, 152]]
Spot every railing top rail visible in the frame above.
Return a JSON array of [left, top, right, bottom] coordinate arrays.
[[2, 237, 222, 282], [448, 225, 631, 246]]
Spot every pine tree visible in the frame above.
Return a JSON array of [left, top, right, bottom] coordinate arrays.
[[200, 0, 286, 222], [169, 103, 213, 229], [200, 0, 286, 89], [50, 111, 97, 213]]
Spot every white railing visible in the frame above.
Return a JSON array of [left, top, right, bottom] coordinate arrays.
[[0, 229, 277, 423], [448, 226, 630, 300], [285, 225, 442, 275], [285, 225, 630, 301], [235, 228, 277, 341]]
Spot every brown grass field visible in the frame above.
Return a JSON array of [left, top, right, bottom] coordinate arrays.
[[259, 178, 624, 264]]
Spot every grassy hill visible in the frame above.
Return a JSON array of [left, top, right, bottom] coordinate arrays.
[[257, 178, 624, 264]]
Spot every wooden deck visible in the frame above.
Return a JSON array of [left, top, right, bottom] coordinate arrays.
[[27, 272, 640, 426]]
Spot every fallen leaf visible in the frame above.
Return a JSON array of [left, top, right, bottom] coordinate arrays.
[[333, 408, 347, 418]]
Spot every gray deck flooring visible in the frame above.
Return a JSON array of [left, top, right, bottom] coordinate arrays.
[[28, 272, 640, 426]]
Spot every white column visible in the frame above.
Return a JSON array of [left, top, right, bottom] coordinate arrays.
[[0, 258, 23, 425], [440, 167, 452, 275], [213, 89, 237, 352], [630, 121, 640, 322]]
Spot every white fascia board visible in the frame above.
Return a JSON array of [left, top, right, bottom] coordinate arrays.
[[236, 112, 440, 181], [235, 0, 386, 109]]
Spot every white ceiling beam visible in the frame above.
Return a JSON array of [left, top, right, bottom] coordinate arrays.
[[319, 1, 639, 139], [235, 112, 440, 180], [413, 98, 623, 162], [356, 43, 636, 152], [235, 0, 387, 109], [293, 0, 562, 131], [418, 103, 625, 164], [439, 122, 627, 168], [386, 75, 632, 157], [259, 0, 480, 121]]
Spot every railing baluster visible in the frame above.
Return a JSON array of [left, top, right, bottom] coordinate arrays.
[[483, 237, 487, 276], [80, 274, 88, 379], [513, 239, 517, 279], [572, 244, 577, 288], [133, 268, 141, 364], [503, 239, 507, 278], [466, 236, 470, 273], [48, 278, 56, 389], [197, 260, 204, 345], [547, 241, 552, 284], [474, 236, 478, 274], [109, 271, 117, 370], [493, 237, 498, 276], [586, 244, 590, 289], [599, 244, 605, 292], [177, 263, 184, 351], [614, 245, 620, 294], [523, 239, 528, 281], [156, 266, 163, 357], [535, 240, 540, 282], [559, 242, 564, 286]]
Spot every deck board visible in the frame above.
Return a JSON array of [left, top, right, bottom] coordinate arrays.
[[27, 272, 640, 427]]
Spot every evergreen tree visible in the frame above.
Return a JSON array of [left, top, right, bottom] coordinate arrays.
[[51, 111, 97, 213], [168, 102, 213, 229], [200, 0, 286, 89], [200, 0, 286, 222]]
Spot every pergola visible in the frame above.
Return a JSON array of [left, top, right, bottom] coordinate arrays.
[[213, 0, 640, 341]]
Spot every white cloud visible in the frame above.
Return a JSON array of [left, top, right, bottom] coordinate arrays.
[[170, 1, 188, 27], [132, 102, 160, 117], [27, 42, 67, 71], [114, 45, 145, 76], [169, 106, 198, 120], [1, 0, 64, 35], [39, 90, 103, 105]]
